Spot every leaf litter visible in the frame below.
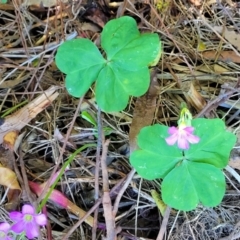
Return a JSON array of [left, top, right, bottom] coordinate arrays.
[[0, 0, 240, 239]]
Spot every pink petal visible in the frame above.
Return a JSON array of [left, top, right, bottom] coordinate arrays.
[[34, 214, 47, 226], [168, 126, 178, 134], [187, 134, 200, 144], [5, 237, 13, 240], [25, 221, 39, 239], [183, 126, 194, 133], [11, 221, 25, 234], [0, 223, 11, 232], [22, 205, 35, 215], [9, 212, 22, 221], [6, 237, 13, 240], [177, 134, 189, 149], [165, 133, 178, 146]]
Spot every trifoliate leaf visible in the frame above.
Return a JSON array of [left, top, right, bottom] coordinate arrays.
[[55, 38, 106, 98], [162, 161, 225, 211], [130, 125, 183, 180], [56, 16, 161, 112], [186, 118, 237, 168], [130, 119, 236, 211]]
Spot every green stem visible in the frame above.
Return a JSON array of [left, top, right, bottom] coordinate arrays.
[[38, 143, 96, 211]]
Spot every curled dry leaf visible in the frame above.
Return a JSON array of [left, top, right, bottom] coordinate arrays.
[[185, 82, 206, 111], [2, 131, 19, 150], [0, 165, 21, 190], [179, 77, 206, 111], [0, 164, 21, 209]]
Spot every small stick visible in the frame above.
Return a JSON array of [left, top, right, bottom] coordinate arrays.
[[101, 139, 117, 240], [156, 206, 171, 240], [112, 168, 136, 217], [62, 172, 129, 240], [92, 107, 103, 240]]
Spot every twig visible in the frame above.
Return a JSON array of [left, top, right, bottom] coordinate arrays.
[[101, 139, 117, 240], [219, 220, 240, 240], [37, 96, 84, 203], [196, 89, 239, 117], [18, 150, 35, 204], [156, 206, 171, 240], [92, 107, 103, 240], [112, 168, 136, 217], [135, 177, 142, 236], [225, 165, 240, 184], [0, 31, 77, 84], [62, 174, 128, 240]]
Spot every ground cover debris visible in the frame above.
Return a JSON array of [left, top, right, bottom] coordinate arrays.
[[0, 0, 240, 239]]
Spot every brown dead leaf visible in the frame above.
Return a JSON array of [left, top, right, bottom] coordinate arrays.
[[0, 148, 21, 210], [0, 166, 21, 190], [213, 26, 240, 51], [202, 50, 240, 63], [0, 164, 21, 209], [81, 2, 108, 28], [3, 131, 19, 150], [6, 189, 21, 211], [185, 82, 206, 111]]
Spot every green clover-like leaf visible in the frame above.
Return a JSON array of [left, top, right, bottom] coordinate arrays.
[[55, 16, 161, 112], [101, 16, 140, 59], [130, 125, 183, 180], [186, 118, 237, 168], [130, 119, 236, 211], [96, 62, 150, 111], [55, 38, 106, 98], [162, 161, 225, 211]]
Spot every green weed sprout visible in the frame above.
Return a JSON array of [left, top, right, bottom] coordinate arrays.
[[55, 16, 161, 112], [130, 106, 237, 211], [81, 110, 113, 136]]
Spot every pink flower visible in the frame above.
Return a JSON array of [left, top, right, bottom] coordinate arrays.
[[0, 222, 12, 240], [165, 126, 200, 150], [10, 204, 47, 239]]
